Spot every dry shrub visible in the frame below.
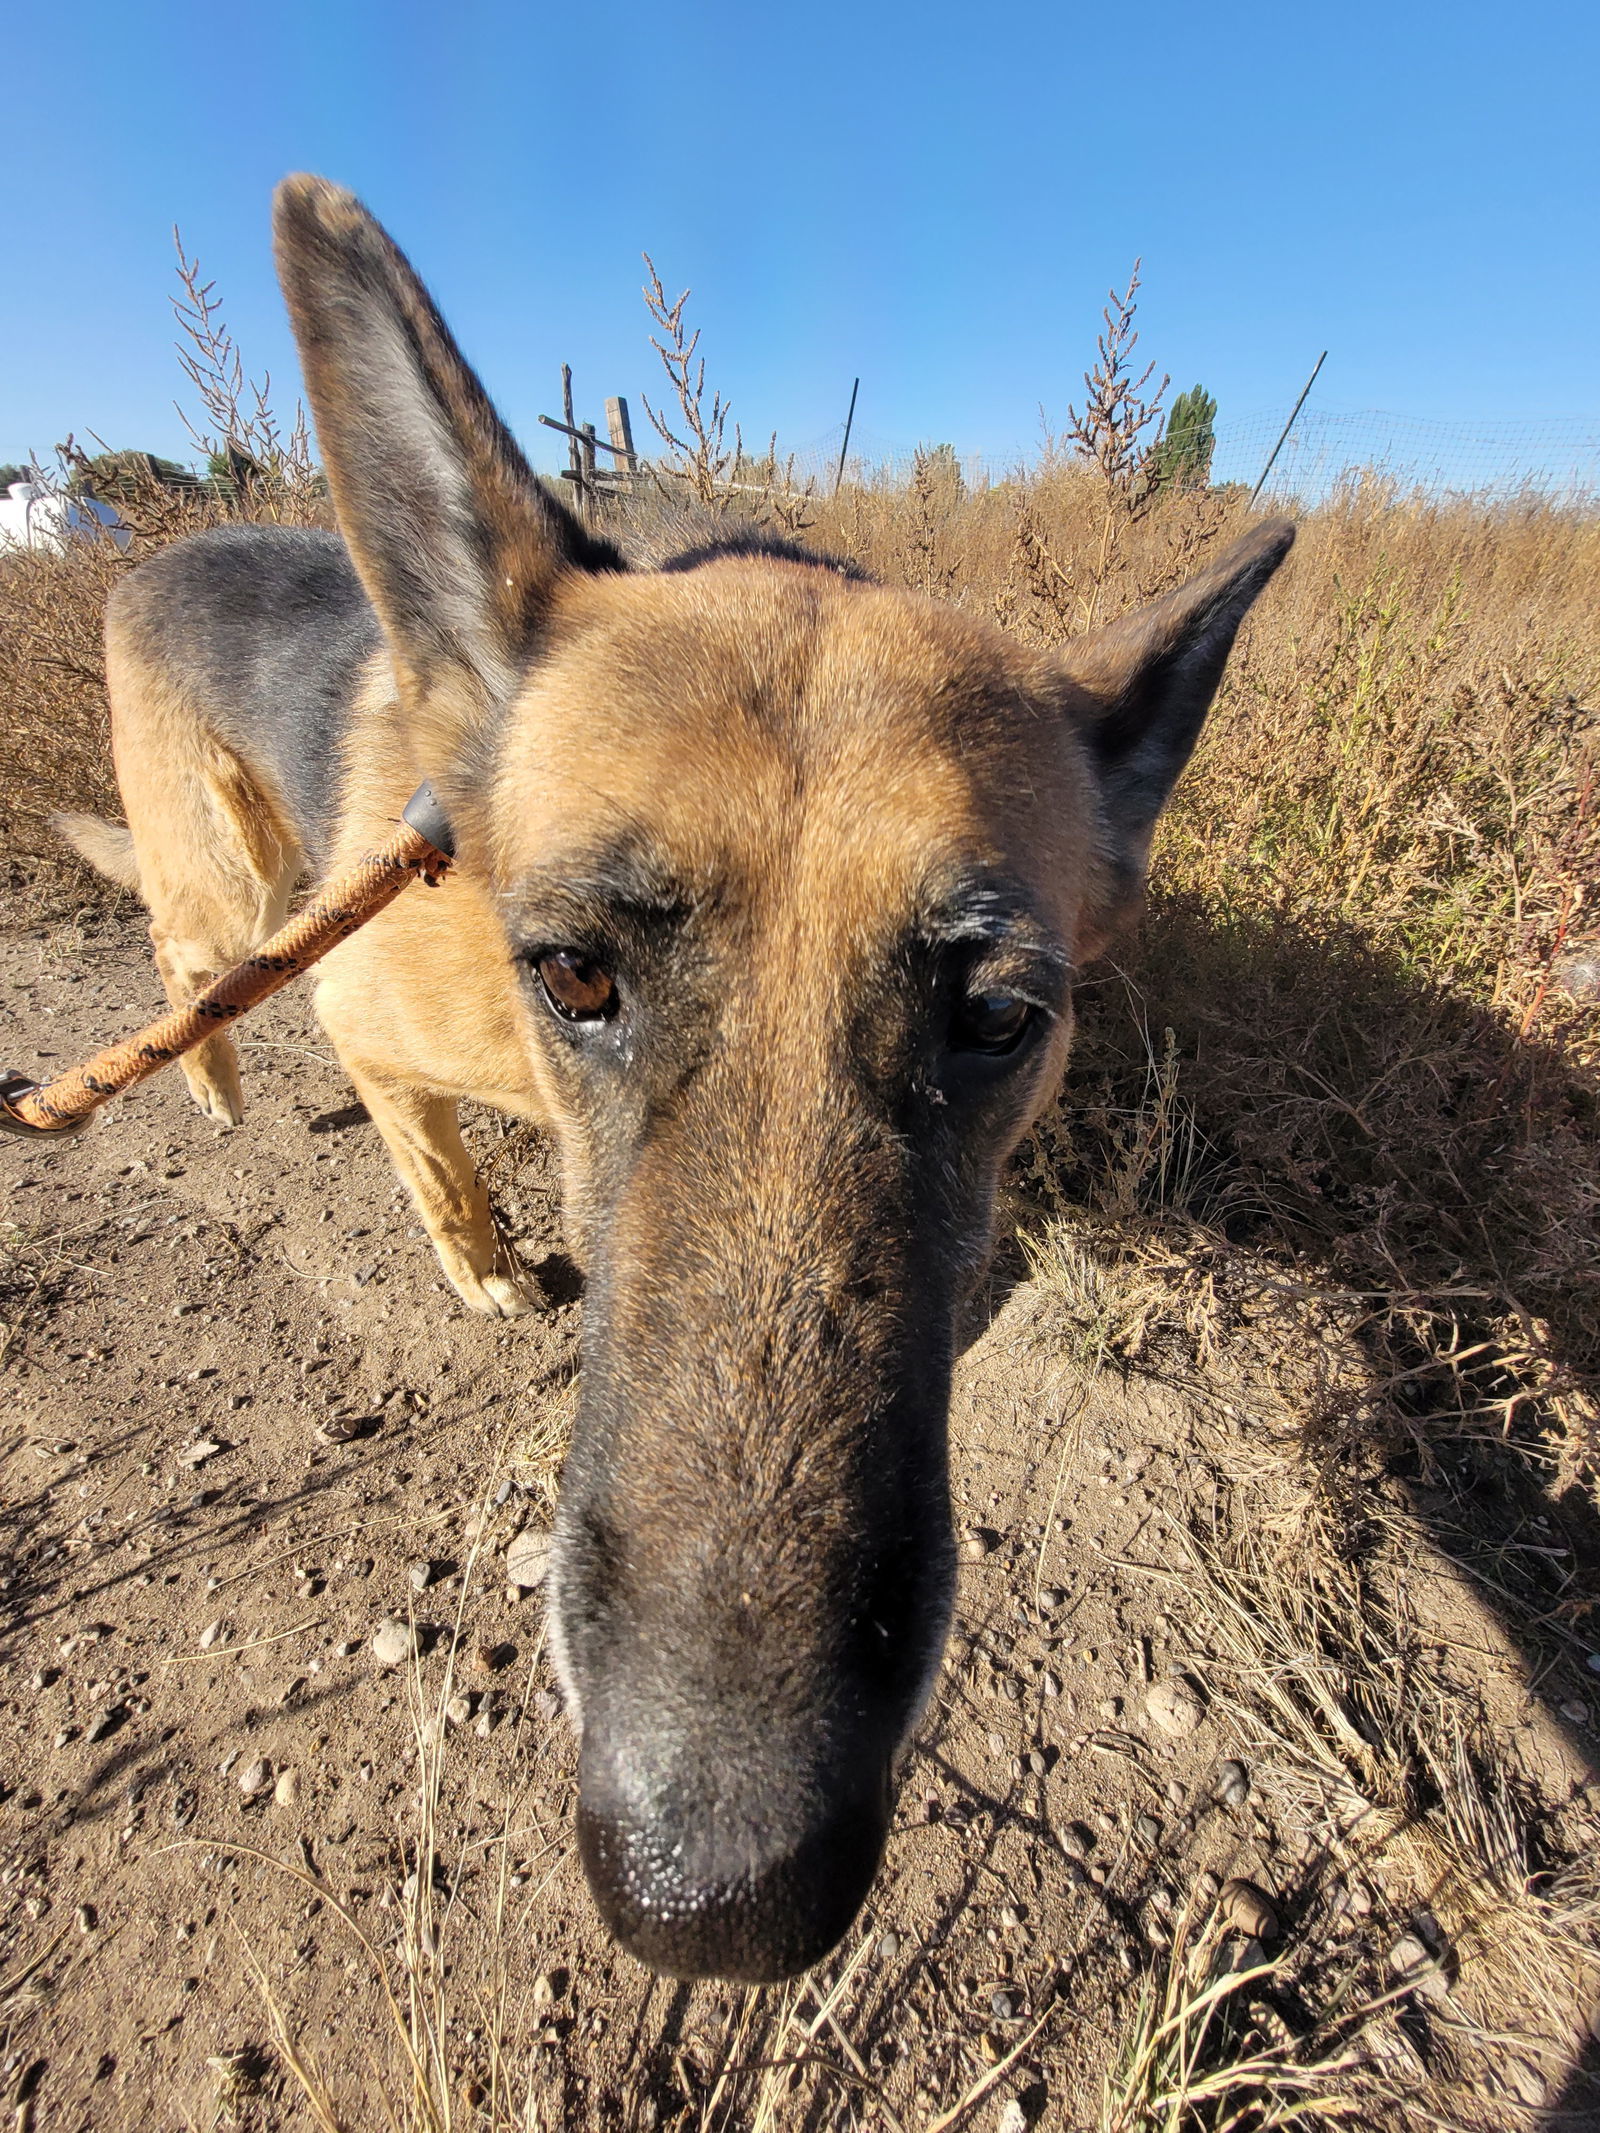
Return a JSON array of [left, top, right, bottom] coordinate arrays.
[[1015, 486, 1599, 1508], [0, 528, 131, 904]]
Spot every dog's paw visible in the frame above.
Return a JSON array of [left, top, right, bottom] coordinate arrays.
[[181, 1044, 244, 1128], [452, 1267, 541, 1318], [199, 1087, 245, 1128], [186, 1077, 244, 1127]]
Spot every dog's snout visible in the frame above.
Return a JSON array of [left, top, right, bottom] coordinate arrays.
[[576, 1733, 891, 1983]]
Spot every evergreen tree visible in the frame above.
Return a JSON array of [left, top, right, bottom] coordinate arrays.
[[1150, 386, 1217, 491]]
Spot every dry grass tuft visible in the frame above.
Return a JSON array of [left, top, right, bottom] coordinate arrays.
[[1099, 1929, 1384, 2133], [1109, 1501, 1600, 2130]]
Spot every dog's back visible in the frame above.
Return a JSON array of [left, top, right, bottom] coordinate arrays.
[[57, 523, 385, 1123], [105, 522, 381, 865]]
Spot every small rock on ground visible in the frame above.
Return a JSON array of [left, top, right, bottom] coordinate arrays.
[[1145, 1678, 1202, 1737], [371, 1617, 419, 1668], [1388, 1933, 1452, 2002], [1218, 1877, 1278, 1940], [505, 1530, 551, 1590], [1214, 1758, 1250, 1807]]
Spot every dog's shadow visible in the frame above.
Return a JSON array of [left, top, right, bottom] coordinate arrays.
[[992, 887, 1600, 2115]]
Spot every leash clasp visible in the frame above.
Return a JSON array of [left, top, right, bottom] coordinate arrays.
[[0, 1071, 93, 1139]]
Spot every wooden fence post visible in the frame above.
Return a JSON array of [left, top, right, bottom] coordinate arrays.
[[561, 364, 584, 506], [606, 396, 638, 473]]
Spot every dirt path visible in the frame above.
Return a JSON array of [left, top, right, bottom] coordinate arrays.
[[2, 908, 1597, 2131]]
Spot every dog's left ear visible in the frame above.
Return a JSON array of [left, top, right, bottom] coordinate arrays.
[[1061, 519, 1294, 953], [272, 174, 621, 740]]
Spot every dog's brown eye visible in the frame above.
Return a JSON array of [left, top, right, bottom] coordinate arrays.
[[954, 992, 1033, 1054], [537, 950, 616, 1022]]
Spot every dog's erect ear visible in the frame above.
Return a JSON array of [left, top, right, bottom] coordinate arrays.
[[1062, 519, 1293, 951], [273, 175, 619, 719]]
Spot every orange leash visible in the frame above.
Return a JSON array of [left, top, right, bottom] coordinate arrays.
[[0, 782, 453, 1141]]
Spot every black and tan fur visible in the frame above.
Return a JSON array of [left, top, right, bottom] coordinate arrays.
[[62, 177, 1292, 1982]]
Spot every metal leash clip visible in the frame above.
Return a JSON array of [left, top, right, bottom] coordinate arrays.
[[0, 1071, 93, 1138]]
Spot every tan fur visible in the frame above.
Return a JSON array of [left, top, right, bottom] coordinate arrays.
[[98, 620, 302, 1129], [51, 811, 143, 892], [285, 558, 1093, 1304]]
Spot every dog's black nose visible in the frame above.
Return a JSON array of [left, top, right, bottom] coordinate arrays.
[[576, 1735, 891, 1982]]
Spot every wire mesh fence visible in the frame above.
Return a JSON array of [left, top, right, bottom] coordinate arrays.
[[1211, 410, 1600, 502], [774, 410, 1600, 506]]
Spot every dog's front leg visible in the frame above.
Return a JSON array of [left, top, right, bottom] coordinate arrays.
[[338, 1059, 539, 1317]]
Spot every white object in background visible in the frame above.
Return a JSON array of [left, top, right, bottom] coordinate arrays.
[[0, 479, 132, 553]]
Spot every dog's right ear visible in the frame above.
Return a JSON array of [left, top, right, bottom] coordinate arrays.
[[273, 175, 619, 727], [1060, 519, 1294, 956]]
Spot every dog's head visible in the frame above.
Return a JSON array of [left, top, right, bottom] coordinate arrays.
[[276, 176, 1292, 1981]]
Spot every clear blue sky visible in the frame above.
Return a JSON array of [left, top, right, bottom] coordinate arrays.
[[4, 0, 1597, 478]]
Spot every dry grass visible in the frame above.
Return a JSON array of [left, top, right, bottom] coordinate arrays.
[[1165, 1513, 1588, 2129], [1098, 1932, 1379, 2133]]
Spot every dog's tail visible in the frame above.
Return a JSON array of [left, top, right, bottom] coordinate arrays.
[[52, 812, 143, 894]]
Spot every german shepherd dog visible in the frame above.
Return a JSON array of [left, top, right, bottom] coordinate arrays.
[[62, 177, 1292, 1983]]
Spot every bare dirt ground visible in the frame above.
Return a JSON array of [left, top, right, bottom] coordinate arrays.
[[3, 904, 1599, 2132]]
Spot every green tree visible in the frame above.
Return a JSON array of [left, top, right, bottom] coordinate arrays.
[[0, 462, 30, 491], [70, 448, 198, 501], [1149, 385, 1218, 492]]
